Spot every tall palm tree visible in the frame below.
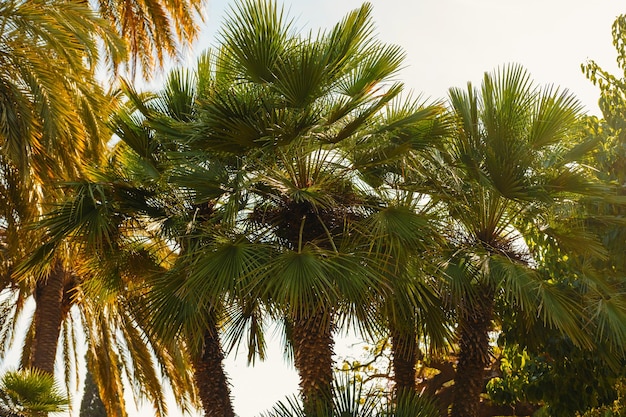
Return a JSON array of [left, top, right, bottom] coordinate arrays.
[[0, 1, 206, 412], [0, 0, 123, 377], [0, 2, 210, 417], [434, 64, 618, 417], [361, 194, 449, 395], [14, 163, 199, 417]]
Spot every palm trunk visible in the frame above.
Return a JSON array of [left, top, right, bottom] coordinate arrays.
[[451, 288, 494, 417], [390, 322, 418, 394], [290, 309, 335, 417], [192, 320, 235, 417], [30, 260, 67, 375]]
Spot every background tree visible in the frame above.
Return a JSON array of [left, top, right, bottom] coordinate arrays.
[[78, 368, 106, 417], [582, 12, 626, 351], [486, 336, 625, 417]]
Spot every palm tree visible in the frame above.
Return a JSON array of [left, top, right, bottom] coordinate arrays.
[[1, 69, 199, 417], [180, 2, 443, 415], [120, 65, 247, 417], [0, 2, 211, 416], [0, 0, 123, 377], [349, 100, 452, 395], [14, 167, 199, 416], [434, 64, 616, 417], [0, 2, 206, 413], [35, 58, 250, 416], [362, 196, 449, 395]]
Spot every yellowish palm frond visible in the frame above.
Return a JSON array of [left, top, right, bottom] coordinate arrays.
[[96, 0, 205, 79]]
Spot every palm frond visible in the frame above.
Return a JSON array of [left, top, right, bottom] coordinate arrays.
[[535, 281, 590, 348], [0, 368, 69, 417], [219, 0, 291, 83], [95, 0, 203, 79]]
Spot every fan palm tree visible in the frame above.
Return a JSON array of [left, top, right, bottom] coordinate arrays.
[[119, 63, 251, 417], [33, 57, 251, 416], [179, 2, 445, 415], [348, 99, 453, 395], [361, 195, 449, 395], [433, 64, 619, 417]]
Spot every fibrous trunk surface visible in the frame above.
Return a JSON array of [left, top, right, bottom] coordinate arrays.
[[193, 321, 235, 417], [291, 310, 335, 417], [451, 288, 494, 417], [390, 323, 418, 394], [30, 260, 67, 375]]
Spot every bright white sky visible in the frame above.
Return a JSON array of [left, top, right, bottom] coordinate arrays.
[[159, 2, 626, 416], [194, 0, 625, 115], [4, 1, 620, 417]]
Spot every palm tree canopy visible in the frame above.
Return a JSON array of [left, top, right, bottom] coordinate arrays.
[[0, 0, 121, 180], [439, 63, 626, 349]]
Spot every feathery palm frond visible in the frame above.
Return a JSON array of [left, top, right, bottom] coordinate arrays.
[[94, 0, 204, 79]]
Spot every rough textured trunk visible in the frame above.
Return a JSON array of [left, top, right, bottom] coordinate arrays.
[[30, 260, 67, 375], [390, 322, 417, 394], [291, 309, 335, 417], [192, 320, 235, 417], [451, 289, 494, 417]]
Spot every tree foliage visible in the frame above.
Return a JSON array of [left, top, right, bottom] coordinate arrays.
[[0, 369, 68, 417], [2, 1, 626, 417], [487, 339, 625, 417]]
